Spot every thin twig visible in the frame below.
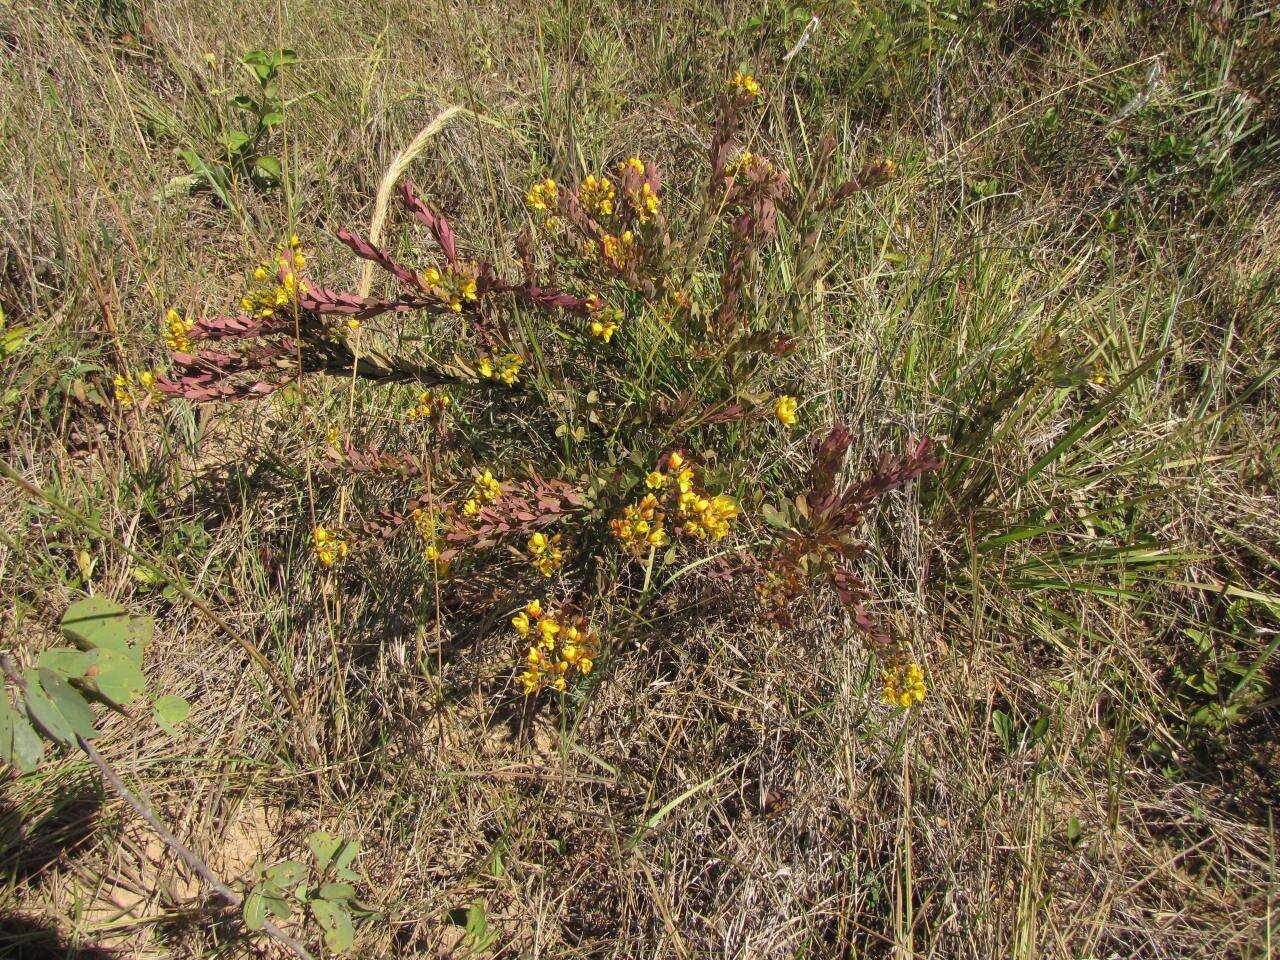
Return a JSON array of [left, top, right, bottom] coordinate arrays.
[[0, 653, 315, 960]]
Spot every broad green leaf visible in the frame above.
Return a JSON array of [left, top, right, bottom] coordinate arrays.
[[89, 648, 146, 706], [264, 891, 292, 920], [229, 94, 256, 110], [265, 860, 308, 888], [0, 695, 46, 774], [39, 669, 97, 741], [333, 838, 360, 871], [260, 111, 285, 127], [222, 130, 252, 157], [9, 705, 43, 771], [761, 503, 790, 529], [318, 882, 356, 901], [37, 648, 90, 678], [312, 899, 354, 952], [244, 889, 267, 930], [253, 155, 282, 182], [153, 695, 190, 735], [61, 597, 151, 663], [307, 830, 341, 872], [23, 670, 74, 745]]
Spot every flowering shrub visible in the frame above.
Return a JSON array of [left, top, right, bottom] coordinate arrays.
[[120, 75, 936, 708]]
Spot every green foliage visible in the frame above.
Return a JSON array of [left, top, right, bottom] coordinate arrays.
[[176, 48, 296, 198], [1169, 600, 1274, 738], [0, 596, 188, 773], [244, 830, 373, 953]]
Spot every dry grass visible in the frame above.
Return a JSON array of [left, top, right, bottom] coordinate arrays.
[[2, 0, 1278, 957]]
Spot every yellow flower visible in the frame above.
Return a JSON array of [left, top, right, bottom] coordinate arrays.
[[590, 319, 618, 342], [639, 183, 661, 220], [478, 353, 523, 385], [515, 603, 598, 694], [313, 526, 350, 567], [667, 451, 685, 471], [645, 471, 667, 489], [462, 498, 481, 518], [775, 395, 798, 428], [528, 530, 565, 577], [474, 470, 502, 503], [408, 390, 450, 421], [164, 308, 194, 353], [882, 662, 927, 708], [600, 231, 635, 269], [730, 71, 761, 98], [581, 174, 616, 217], [619, 156, 645, 177], [526, 177, 559, 212]]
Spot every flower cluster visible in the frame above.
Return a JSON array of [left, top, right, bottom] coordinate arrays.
[[313, 526, 350, 567], [587, 299, 621, 343], [730, 71, 761, 98], [668, 453, 738, 540], [611, 492, 668, 554], [164, 309, 193, 353], [618, 156, 661, 223], [462, 469, 503, 518], [724, 149, 774, 181], [112, 369, 162, 408], [525, 176, 562, 231], [611, 452, 739, 552], [243, 237, 304, 319], [407, 389, 450, 421], [775, 395, 798, 428], [478, 353, 523, 385], [580, 174, 616, 218], [513, 600, 597, 694], [410, 507, 449, 576], [422, 263, 479, 312], [881, 662, 927, 708], [600, 230, 636, 269], [527, 531, 565, 578]]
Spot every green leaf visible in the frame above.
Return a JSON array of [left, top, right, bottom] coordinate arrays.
[[307, 830, 341, 872], [253, 155, 282, 183], [0, 699, 37, 773], [264, 891, 292, 920], [992, 709, 1013, 753], [23, 670, 74, 745], [222, 130, 252, 158], [229, 94, 256, 110], [244, 889, 267, 930], [37, 648, 90, 678], [265, 860, 308, 888], [90, 648, 146, 706], [61, 596, 151, 663], [761, 503, 790, 529], [318, 882, 356, 901], [39, 669, 97, 742], [271, 48, 299, 66], [312, 899, 354, 952], [333, 838, 360, 871], [260, 111, 285, 127], [152, 695, 190, 735]]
